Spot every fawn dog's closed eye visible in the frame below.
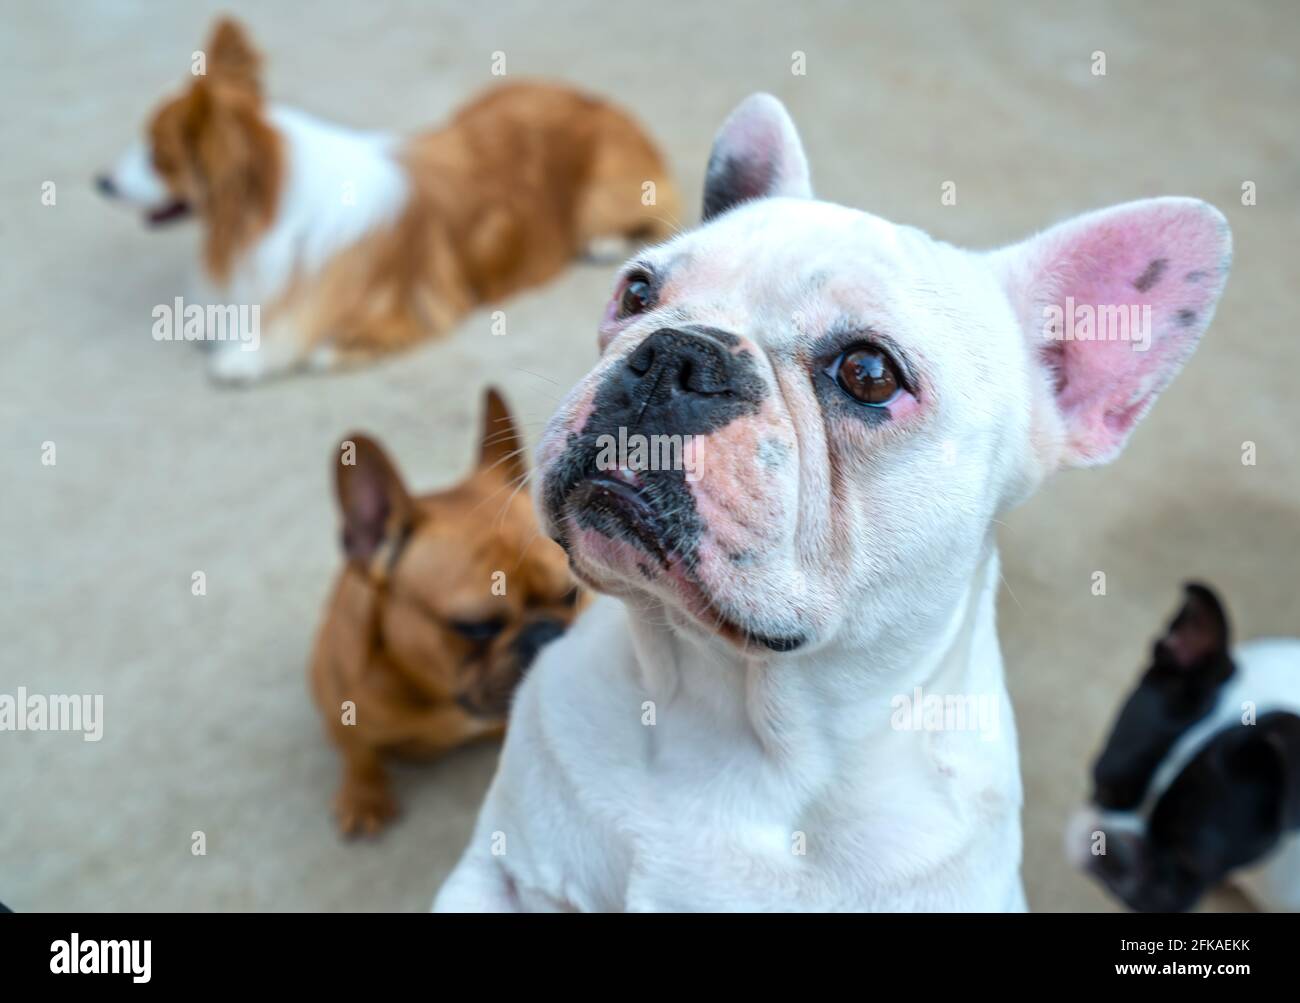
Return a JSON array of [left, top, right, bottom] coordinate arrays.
[[309, 388, 584, 836]]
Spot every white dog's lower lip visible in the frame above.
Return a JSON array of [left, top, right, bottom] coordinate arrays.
[[564, 488, 806, 654], [575, 476, 669, 563]]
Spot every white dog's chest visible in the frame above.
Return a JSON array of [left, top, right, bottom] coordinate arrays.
[[467, 599, 1025, 912]]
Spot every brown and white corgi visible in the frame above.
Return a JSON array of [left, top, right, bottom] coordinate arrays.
[[97, 18, 681, 384]]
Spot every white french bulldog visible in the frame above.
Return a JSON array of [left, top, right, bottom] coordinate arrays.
[[434, 94, 1233, 911]]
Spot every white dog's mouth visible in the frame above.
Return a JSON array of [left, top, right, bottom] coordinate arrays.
[[540, 321, 804, 654], [561, 474, 805, 654], [575, 474, 671, 564]]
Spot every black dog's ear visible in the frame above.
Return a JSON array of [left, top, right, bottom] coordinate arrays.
[[1155, 582, 1230, 670], [702, 94, 812, 222], [334, 433, 415, 569]]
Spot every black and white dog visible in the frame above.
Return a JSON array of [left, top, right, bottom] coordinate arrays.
[[1072, 584, 1300, 911]]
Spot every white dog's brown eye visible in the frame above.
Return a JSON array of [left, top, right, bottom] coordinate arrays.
[[618, 276, 654, 318], [830, 345, 902, 406]]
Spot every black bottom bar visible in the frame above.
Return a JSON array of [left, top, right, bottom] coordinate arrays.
[[0, 911, 1287, 988]]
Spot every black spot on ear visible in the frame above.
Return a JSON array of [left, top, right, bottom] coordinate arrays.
[[1184, 270, 1207, 283], [1134, 258, 1168, 293], [1176, 309, 1197, 327], [702, 153, 777, 222], [1039, 340, 1069, 394]]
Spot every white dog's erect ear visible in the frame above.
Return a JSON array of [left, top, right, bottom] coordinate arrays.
[[996, 198, 1232, 467], [702, 94, 812, 222]]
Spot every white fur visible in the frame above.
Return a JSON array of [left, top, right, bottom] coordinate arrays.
[[105, 138, 171, 208], [226, 107, 408, 306], [438, 560, 1025, 912], [433, 97, 1222, 912], [208, 107, 407, 383]]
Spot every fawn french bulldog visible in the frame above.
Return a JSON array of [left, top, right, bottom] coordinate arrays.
[[435, 94, 1233, 910], [1072, 584, 1300, 912], [310, 389, 581, 835]]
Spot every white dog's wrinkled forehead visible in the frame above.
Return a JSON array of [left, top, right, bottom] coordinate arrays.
[[641, 197, 985, 360]]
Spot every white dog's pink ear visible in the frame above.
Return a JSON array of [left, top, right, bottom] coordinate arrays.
[[997, 198, 1231, 467], [702, 94, 812, 221]]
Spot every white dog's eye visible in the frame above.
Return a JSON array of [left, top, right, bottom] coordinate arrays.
[[618, 274, 655, 318], [828, 345, 902, 406]]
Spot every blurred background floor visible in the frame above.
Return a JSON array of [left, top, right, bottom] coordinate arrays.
[[2, 0, 1296, 911]]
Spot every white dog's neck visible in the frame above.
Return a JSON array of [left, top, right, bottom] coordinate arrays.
[[622, 541, 1008, 776], [219, 105, 409, 302]]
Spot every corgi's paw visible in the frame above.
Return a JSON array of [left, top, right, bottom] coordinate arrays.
[[208, 344, 271, 386]]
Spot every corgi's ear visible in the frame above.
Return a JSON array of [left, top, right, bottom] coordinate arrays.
[[335, 434, 415, 570], [477, 387, 526, 484], [702, 94, 812, 222], [995, 198, 1232, 467], [182, 74, 281, 283], [205, 17, 262, 96]]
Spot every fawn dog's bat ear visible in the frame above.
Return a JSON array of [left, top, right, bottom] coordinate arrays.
[[334, 433, 415, 569], [478, 387, 526, 485]]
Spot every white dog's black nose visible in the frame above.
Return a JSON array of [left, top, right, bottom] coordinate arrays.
[[95, 174, 117, 197], [611, 327, 766, 435], [627, 327, 737, 397]]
